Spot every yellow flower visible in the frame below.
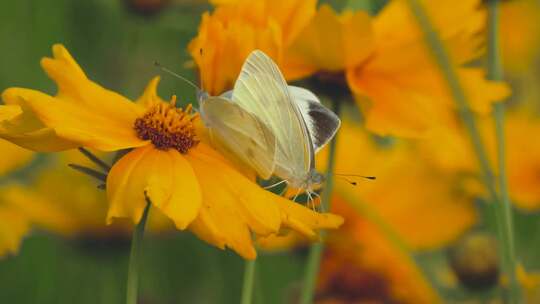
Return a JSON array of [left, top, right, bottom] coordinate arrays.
[[0, 139, 34, 257], [0, 201, 30, 257], [2, 150, 174, 239], [500, 0, 540, 74], [316, 196, 441, 304], [274, 0, 510, 137], [0, 140, 34, 177], [516, 264, 540, 303], [282, 4, 373, 80], [0, 44, 342, 259], [188, 0, 315, 95], [319, 119, 476, 250], [419, 111, 540, 211], [345, 0, 510, 137]]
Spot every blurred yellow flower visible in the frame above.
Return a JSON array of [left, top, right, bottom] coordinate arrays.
[[0, 140, 34, 257], [319, 119, 476, 250], [188, 0, 315, 95], [345, 0, 510, 137], [500, 0, 540, 74], [282, 4, 373, 80], [2, 150, 173, 239], [316, 197, 441, 304], [0, 44, 342, 259], [0, 201, 30, 257], [419, 112, 540, 211], [517, 264, 540, 303], [0, 140, 33, 177]]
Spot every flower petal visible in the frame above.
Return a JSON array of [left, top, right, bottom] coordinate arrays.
[[276, 198, 344, 240], [135, 76, 166, 107], [2, 88, 147, 151], [0, 104, 80, 151], [0, 139, 34, 176], [283, 5, 373, 79], [41, 44, 144, 124], [186, 143, 283, 259], [0, 44, 155, 151], [107, 146, 153, 224], [153, 149, 202, 230], [0, 207, 30, 258], [106, 145, 202, 229]]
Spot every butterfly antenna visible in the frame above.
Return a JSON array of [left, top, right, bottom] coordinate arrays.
[[334, 174, 376, 186], [336, 174, 376, 180], [154, 61, 200, 91]]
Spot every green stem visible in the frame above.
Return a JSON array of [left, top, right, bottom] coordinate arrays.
[[240, 260, 256, 304], [299, 100, 341, 304], [405, 0, 499, 205], [126, 201, 151, 304], [405, 0, 520, 301], [487, 0, 520, 301]]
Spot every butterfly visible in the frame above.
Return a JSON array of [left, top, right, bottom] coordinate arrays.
[[196, 50, 341, 202]]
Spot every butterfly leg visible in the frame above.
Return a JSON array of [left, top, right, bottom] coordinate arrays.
[[310, 191, 323, 212], [292, 188, 302, 203], [264, 179, 287, 190]]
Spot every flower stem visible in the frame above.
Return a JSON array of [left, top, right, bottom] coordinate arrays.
[[405, 0, 499, 205], [406, 0, 520, 301], [299, 99, 341, 304], [487, 0, 520, 301], [126, 201, 151, 304], [240, 259, 256, 304]]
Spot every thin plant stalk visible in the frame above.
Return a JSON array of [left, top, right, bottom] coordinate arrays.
[[299, 100, 342, 304], [241, 260, 256, 304], [406, 0, 519, 301], [126, 201, 151, 304], [487, 0, 520, 301]]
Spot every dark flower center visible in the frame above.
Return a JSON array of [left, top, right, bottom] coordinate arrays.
[[134, 100, 199, 153]]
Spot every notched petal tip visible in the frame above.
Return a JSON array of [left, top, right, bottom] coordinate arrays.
[[136, 76, 163, 107]]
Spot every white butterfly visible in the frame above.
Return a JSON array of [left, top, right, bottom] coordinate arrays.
[[197, 50, 341, 200]]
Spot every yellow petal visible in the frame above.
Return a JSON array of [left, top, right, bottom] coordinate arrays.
[[1, 184, 78, 236], [0, 207, 30, 258], [186, 143, 283, 259], [41, 44, 144, 124], [0, 44, 152, 151], [276, 198, 344, 239], [0, 139, 34, 176], [346, 0, 509, 137], [106, 145, 202, 229], [135, 76, 166, 107], [0, 104, 81, 151], [283, 5, 373, 80], [2, 88, 147, 151], [153, 149, 202, 230]]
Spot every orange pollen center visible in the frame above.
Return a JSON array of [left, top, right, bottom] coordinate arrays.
[[134, 101, 199, 153]]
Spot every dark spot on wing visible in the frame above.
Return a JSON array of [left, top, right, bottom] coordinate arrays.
[[308, 102, 340, 149]]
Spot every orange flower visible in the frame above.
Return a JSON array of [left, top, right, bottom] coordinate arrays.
[[264, 0, 509, 137], [500, 0, 540, 74], [318, 119, 476, 250], [188, 0, 316, 95], [0, 140, 34, 177], [0, 44, 343, 259], [282, 4, 373, 80], [316, 196, 441, 304], [345, 0, 510, 137], [419, 111, 540, 211]]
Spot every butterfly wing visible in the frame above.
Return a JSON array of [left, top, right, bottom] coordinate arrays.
[[199, 96, 276, 179], [231, 51, 313, 182], [288, 86, 341, 153]]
